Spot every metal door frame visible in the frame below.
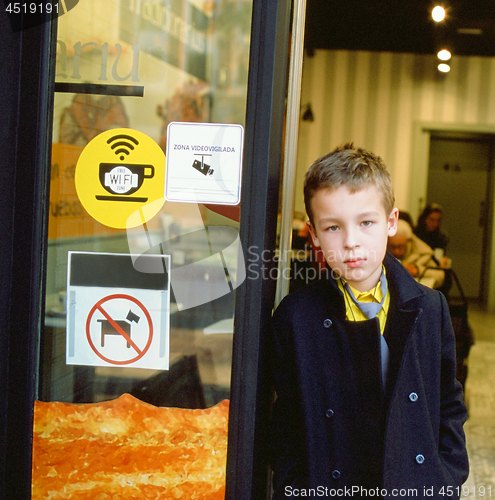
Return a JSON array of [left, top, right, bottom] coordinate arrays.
[[0, 9, 57, 498], [226, 0, 292, 497], [0, 1, 294, 497]]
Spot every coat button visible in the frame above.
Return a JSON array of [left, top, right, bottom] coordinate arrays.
[[415, 454, 425, 464], [409, 392, 418, 402], [325, 409, 335, 419], [332, 470, 341, 479], [323, 319, 332, 328]]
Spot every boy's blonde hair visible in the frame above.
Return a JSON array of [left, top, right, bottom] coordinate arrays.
[[304, 143, 395, 224]]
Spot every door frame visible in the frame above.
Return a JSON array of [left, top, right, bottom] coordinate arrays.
[[410, 121, 495, 311], [1, 1, 292, 498], [1, 11, 57, 498], [226, 0, 291, 498]]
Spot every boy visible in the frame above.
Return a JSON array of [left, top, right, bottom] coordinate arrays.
[[270, 144, 468, 499]]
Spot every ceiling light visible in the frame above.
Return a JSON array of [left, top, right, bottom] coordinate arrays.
[[438, 63, 451, 73], [437, 49, 451, 61], [432, 6, 446, 22]]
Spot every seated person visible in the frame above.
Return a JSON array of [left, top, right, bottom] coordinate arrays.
[[388, 219, 444, 289], [414, 203, 450, 267]]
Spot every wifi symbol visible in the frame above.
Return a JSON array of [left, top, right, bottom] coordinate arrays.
[[107, 134, 140, 161]]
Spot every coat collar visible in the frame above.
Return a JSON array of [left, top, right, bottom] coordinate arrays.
[[382, 252, 426, 308]]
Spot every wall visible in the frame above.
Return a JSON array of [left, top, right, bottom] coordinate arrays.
[[295, 49, 495, 217]]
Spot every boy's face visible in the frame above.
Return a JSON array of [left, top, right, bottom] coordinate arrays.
[[307, 185, 398, 292]]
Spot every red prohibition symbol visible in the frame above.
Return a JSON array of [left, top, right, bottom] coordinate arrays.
[[86, 294, 153, 365]]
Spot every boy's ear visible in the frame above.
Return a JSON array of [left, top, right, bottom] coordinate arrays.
[[306, 221, 320, 248], [387, 208, 399, 237]]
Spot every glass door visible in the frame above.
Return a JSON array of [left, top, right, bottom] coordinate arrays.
[[0, 0, 301, 497], [44, 0, 252, 405], [35, 0, 255, 498]]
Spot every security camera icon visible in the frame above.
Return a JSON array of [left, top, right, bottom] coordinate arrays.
[[192, 158, 214, 176]]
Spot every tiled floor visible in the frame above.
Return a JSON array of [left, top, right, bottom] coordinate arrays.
[[462, 306, 495, 498]]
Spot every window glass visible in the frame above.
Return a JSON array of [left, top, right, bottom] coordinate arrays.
[[35, 0, 252, 496]]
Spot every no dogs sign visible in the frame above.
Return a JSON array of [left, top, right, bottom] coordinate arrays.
[[66, 252, 171, 370]]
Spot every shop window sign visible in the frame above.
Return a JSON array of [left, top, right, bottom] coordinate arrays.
[[120, 0, 208, 81]]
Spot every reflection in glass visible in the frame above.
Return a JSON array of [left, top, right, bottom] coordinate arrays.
[[43, 0, 252, 411]]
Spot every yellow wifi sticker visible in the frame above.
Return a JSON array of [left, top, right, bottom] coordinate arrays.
[[75, 128, 165, 229]]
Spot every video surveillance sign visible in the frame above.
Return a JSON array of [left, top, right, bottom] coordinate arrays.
[[165, 122, 243, 205], [66, 252, 171, 370]]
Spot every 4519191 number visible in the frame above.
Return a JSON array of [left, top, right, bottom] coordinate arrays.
[[439, 485, 493, 497], [5, 3, 59, 14]]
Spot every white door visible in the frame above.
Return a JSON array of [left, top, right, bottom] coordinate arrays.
[[427, 135, 493, 300]]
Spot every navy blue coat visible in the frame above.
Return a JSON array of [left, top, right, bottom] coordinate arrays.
[[270, 253, 469, 499]]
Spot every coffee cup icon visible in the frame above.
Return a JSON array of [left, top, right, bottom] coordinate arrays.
[[97, 163, 155, 201]]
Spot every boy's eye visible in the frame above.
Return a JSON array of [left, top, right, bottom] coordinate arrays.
[[361, 221, 373, 227], [327, 225, 339, 232]]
